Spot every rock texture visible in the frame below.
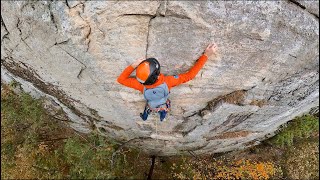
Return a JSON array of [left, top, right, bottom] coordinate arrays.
[[1, 1, 319, 156]]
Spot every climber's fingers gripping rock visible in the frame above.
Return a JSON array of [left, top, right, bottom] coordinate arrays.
[[204, 42, 218, 57]]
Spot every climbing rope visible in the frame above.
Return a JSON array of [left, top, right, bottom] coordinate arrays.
[[155, 114, 158, 143]]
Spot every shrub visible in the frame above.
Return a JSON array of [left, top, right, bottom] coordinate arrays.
[[269, 114, 319, 147]]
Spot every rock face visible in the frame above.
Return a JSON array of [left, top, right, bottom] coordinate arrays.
[[1, 1, 319, 156]]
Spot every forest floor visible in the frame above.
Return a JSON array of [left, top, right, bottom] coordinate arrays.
[[1, 83, 319, 179]]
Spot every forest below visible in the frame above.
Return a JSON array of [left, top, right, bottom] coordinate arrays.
[[1, 83, 319, 179]]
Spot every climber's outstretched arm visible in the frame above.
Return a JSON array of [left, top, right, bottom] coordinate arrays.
[[117, 58, 145, 92], [166, 43, 218, 89]]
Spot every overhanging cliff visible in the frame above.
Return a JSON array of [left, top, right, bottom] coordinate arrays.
[[1, 1, 319, 156]]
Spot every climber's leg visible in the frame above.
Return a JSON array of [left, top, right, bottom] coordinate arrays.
[[158, 110, 167, 122], [140, 106, 150, 121]]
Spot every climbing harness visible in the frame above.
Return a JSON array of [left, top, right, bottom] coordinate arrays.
[[148, 99, 171, 112], [140, 99, 171, 122]]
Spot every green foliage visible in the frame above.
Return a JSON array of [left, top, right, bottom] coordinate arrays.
[[1, 88, 45, 134], [269, 114, 319, 147], [1, 85, 147, 179], [1, 85, 55, 179], [61, 133, 117, 179], [8, 80, 20, 88], [1, 84, 318, 180]]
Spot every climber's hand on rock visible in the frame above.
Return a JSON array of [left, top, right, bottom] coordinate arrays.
[[131, 57, 145, 68], [204, 43, 218, 57]]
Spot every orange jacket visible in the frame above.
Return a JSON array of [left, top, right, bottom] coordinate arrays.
[[117, 54, 208, 93]]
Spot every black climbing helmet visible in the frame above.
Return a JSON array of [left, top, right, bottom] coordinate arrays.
[[136, 58, 160, 85]]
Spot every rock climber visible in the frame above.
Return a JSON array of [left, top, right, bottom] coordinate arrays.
[[117, 43, 218, 122]]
